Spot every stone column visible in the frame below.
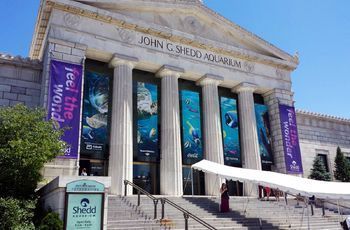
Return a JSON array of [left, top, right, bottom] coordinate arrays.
[[197, 74, 225, 196], [156, 65, 184, 196], [109, 53, 138, 195], [263, 89, 294, 174], [233, 82, 261, 196]]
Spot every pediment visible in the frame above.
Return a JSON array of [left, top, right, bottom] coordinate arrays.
[[75, 0, 296, 63]]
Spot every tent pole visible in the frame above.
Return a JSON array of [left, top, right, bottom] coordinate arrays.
[[306, 197, 310, 230], [284, 192, 291, 228], [191, 168, 194, 196], [337, 199, 341, 223]]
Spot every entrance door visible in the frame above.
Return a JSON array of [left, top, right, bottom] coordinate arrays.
[[133, 162, 160, 194], [183, 166, 205, 195], [79, 159, 108, 176]]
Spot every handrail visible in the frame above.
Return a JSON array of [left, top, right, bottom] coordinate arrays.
[[284, 192, 350, 216], [162, 197, 217, 230], [123, 180, 217, 230], [123, 180, 159, 219]]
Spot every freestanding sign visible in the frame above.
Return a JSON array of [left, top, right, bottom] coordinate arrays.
[[65, 180, 104, 230], [47, 60, 83, 158], [279, 104, 303, 174]]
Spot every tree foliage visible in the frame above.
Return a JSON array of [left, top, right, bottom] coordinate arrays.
[[38, 211, 63, 230], [309, 156, 331, 181], [334, 146, 350, 182], [0, 197, 36, 230], [0, 104, 66, 199]]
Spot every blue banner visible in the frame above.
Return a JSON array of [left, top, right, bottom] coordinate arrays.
[[135, 82, 159, 162], [220, 97, 241, 166], [81, 70, 109, 155], [255, 104, 273, 165], [180, 90, 203, 165]]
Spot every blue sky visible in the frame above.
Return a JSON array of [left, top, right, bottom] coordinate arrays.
[[0, 0, 349, 118]]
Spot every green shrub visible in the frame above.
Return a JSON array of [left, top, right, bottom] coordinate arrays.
[[39, 211, 63, 230], [0, 197, 35, 230], [0, 104, 65, 199]]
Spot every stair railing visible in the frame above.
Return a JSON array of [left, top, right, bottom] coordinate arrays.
[[123, 180, 159, 219], [124, 180, 217, 230], [161, 197, 217, 230]]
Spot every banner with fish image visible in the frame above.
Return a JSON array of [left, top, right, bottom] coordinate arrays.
[[135, 82, 159, 162], [48, 60, 83, 159], [254, 104, 273, 165], [220, 97, 241, 166], [180, 90, 203, 165], [81, 70, 110, 156]]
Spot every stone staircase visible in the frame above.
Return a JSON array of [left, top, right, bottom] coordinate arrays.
[[107, 195, 345, 229]]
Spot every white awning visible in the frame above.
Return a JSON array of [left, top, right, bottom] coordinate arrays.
[[191, 160, 350, 200]]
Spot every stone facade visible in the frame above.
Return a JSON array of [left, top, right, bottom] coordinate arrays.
[[1, 0, 349, 195], [0, 53, 42, 107], [297, 110, 350, 179]]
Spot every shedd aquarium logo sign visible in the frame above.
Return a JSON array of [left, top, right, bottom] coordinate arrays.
[[72, 198, 97, 217], [66, 180, 104, 229]]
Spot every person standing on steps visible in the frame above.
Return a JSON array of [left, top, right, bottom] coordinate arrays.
[[220, 183, 230, 212], [264, 186, 271, 201], [81, 168, 88, 176]]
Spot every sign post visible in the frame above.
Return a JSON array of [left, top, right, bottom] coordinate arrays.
[[65, 180, 105, 230]]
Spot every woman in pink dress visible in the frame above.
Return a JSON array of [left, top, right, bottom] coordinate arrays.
[[220, 183, 229, 212]]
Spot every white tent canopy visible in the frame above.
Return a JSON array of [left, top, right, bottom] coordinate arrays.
[[192, 160, 350, 200]]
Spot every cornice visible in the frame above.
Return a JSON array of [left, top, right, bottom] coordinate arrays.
[[0, 53, 42, 69], [30, 0, 298, 71], [296, 109, 350, 124]]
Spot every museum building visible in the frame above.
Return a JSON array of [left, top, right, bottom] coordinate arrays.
[[0, 0, 349, 197]]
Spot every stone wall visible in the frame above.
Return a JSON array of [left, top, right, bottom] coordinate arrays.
[[0, 53, 42, 107], [297, 110, 350, 179]]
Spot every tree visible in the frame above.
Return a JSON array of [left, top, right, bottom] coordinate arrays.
[[334, 146, 350, 182], [0, 104, 66, 199], [309, 156, 331, 181]]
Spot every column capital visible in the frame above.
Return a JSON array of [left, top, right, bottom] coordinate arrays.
[[232, 82, 257, 93], [109, 53, 138, 68], [156, 65, 184, 78], [197, 74, 224, 86]]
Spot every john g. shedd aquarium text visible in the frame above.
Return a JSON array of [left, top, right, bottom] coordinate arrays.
[[138, 35, 242, 69]]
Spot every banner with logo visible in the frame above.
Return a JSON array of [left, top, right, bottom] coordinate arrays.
[[48, 60, 83, 158], [134, 82, 159, 162], [255, 104, 273, 165], [279, 104, 303, 174], [180, 90, 203, 165], [220, 97, 241, 166], [81, 70, 110, 156]]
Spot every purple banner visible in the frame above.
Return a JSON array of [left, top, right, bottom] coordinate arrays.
[[279, 104, 303, 174], [48, 60, 83, 158]]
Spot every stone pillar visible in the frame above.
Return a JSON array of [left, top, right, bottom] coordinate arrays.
[[263, 89, 294, 174], [41, 39, 87, 182], [197, 74, 225, 196], [108, 53, 138, 195], [156, 65, 184, 196], [233, 82, 261, 196]]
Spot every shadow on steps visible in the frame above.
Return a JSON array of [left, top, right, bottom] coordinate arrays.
[[182, 197, 280, 229]]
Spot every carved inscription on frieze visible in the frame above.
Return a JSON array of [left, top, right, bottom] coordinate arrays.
[[138, 35, 242, 70]]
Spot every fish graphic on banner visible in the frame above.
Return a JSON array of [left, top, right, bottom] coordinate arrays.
[[81, 70, 110, 156], [181, 90, 203, 165], [255, 104, 273, 165], [135, 82, 159, 162], [220, 97, 241, 166]]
